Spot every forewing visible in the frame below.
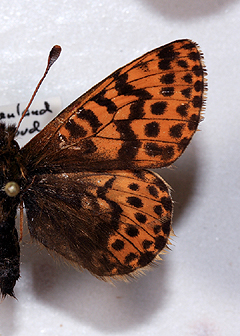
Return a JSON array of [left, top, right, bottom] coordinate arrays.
[[21, 39, 206, 173], [23, 170, 172, 277]]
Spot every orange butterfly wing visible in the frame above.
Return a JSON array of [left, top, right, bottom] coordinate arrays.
[[23, 170, 172, 277], [20, 39, 206, 279], [21, 39, 206, 172]]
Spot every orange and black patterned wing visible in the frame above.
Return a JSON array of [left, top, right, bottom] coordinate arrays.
[[23, 170, 172, 277], [21, 39, 206, 173]]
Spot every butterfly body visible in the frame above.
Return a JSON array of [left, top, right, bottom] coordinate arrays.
[[0, 124, 22, 297], [0, 39, 206, 298]]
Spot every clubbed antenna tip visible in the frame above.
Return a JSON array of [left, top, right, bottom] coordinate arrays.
[[16, 45, 62, 131]]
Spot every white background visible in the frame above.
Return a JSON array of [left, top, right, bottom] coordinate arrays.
[[0, 1, 240, 335]]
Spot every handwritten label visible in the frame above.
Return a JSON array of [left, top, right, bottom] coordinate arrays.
[[0, 97, 62, 147]]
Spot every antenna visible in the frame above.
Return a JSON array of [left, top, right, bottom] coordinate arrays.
[[16, 45, 61, 132]]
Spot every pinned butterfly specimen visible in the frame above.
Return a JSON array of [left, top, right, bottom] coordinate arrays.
[[0, 39, 206, 298]]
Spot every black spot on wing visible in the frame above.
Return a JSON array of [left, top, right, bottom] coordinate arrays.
[[127, 196, 143, 208], [192, 96, 202, 108], [126, 225, 139, 237], [160, 73, 175, 84], [135, 212, 147, 223], [161, 196, 172, 212], [125, 252, 138, 264], [145, 143, 174, 160], [144, 122, 160, 138], [178, 60, 188, 68], [129, 99, 145, 119], [114, 72, 152, 100], [154, 225, 161, 234], [182, 41, 196, 50], [188, 114, 200, 130], [194, 80, 203, 92], [158, 59, 172, 70], [118, 140, 141, 162], [192, 65, 202, 77], [91, 89, 117, 114], [183, 73, 192, 84], [143, 240, 153, 250], [132, 170, 146, 180], [169, 124, 184, 138], [147, 185, 159, 198], [154, 205, 163, 217], [128, 183, 139, 191], [65, 119, 87, 138], [162, 218, 171, 235], [181, 87, 192, 99], [138, 251, 155, 267], [77, 108, 103, 133], [176, 104, 189, 117], [177, 137, 190, 151], [151, 101, 168, 115], [154, 236, 166, 250], [188, 51, 200, 61], [114, 120, 137, 140], [112, 239, 124, 251], [157, 44, 178, 60]]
